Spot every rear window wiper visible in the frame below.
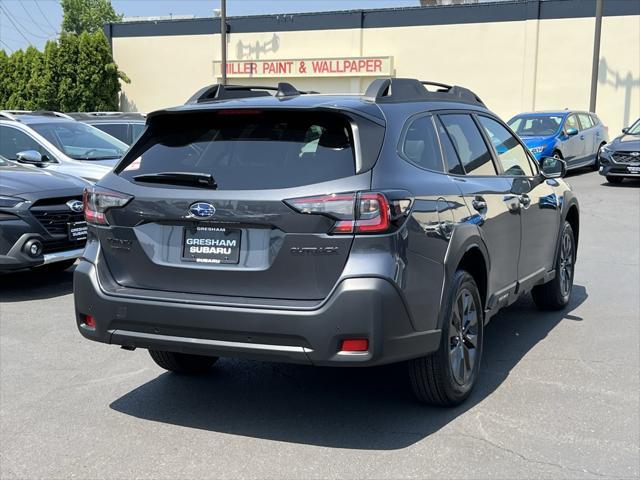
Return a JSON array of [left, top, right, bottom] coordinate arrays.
[[132, 172, 217, 189]]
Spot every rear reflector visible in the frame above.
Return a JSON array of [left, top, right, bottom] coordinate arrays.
[[84, 315, 96, 329], [340, 339, 369, 352]]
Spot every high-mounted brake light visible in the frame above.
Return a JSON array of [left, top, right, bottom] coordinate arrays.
[[216, 109, 263, 116], [83, 186, 133, 225], [285, 192, 400, 234]]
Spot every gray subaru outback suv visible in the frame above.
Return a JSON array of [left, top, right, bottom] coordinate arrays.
[[74, 79, 579, 406]]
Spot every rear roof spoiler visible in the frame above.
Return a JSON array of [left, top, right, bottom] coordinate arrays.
[[364, 78, 485, 107], [186, 82, 317, 104]]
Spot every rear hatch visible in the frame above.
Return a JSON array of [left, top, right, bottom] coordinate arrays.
[[93, 108, 383, 301]]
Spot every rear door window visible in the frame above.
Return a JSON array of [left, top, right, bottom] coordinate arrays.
[[439, 114, 496, 175], [118, 111, 356, 190], [577, 113, 594, 130], [401, 115, 444, 172], [131, 123, 146, 142], [477, 116, 534, 176], [95, 123, 129, 144]]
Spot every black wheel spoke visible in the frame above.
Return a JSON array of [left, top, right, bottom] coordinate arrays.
[[449, 288, 479, 386]]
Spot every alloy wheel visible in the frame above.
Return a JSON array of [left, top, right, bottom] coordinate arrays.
[[559, 231, 574, 297], [449, 289, 479, 386]]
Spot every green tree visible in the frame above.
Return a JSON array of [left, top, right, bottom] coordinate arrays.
[[61, 0, 122, 35], [0, 50, 10, 108], [55, 32, 81, 111], [23, 46, 46, 110], [76, 31, 122, 110], [5, 49, 32, 109], [36, 40, 62, 110]]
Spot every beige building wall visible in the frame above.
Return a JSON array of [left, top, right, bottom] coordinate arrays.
[[113, 13, 640, 133], [597, 14, 640, 133]]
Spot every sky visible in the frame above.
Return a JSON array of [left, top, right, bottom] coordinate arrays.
[[0, 0, 420, 53]]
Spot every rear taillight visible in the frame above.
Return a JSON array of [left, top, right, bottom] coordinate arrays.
[[83, 186, 133, 225], [285, 192, 409, 234]]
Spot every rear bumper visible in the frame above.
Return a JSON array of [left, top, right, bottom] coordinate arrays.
[[74, 260, 440, 366]]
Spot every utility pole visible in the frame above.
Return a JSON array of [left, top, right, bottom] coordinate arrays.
[[220, 0, 227, 85], [589, 0, 603, 112]]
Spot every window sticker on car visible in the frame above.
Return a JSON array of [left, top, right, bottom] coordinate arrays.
[[124, 157, 141, 171]]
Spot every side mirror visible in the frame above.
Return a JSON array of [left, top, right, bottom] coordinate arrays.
[[622, 127, 629, 134], [566, 127, 579, 137], [540, 156, 567, 179], [16, 150, 46, 166]]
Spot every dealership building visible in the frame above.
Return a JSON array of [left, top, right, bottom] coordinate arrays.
[[105, 0, 639, 133]]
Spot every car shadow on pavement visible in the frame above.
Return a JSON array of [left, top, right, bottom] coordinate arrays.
[[110, 285, 587, 450], [600, 178, 640, 188], [0, 265, 75, 302]]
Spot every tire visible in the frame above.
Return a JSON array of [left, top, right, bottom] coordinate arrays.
[[553, 150, 563, 160], [37, 259, 76, 273], [532, 221, 575, 311], [606, 176, 623, 184], [409, 270, 484, 407], [592, 144, 605, 170], [148, 350, 218, 374]]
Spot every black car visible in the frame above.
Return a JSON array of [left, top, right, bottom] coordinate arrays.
[[74, 79, 579, 406], [69, 112, 146, 145], [0, 155, 89, 272], [598, 118, 640, 183]]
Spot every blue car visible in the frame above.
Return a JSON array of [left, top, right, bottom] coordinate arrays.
[[508, 111, 609, 170]]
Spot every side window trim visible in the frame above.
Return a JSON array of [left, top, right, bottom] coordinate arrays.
[[397, 112, 447, 173], [474, 113, 540, 178]]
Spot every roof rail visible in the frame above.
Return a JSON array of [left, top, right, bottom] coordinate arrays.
[[32, 111, 75, 120], [0, 110, 75, 120], [69, 111, 147, 119], [364, 78, 485, 107], [0, 111, 19, 121], [186, 82, 308, 104]]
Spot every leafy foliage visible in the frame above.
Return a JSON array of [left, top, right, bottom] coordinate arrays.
[[0, 31, 127, 111], [61, 0, 123, 35]]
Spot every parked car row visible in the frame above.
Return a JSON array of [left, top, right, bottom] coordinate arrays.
[[0, 110, 146, 273], [508, 109, 640, 184]]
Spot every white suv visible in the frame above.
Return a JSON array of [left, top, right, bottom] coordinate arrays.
[[0, 111, 128, 182]]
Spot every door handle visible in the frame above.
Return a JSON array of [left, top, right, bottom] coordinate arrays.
[[519, 193, 531, 209], [503, 194, 521, 212], [471, 196, 487, 211], [580, 135, 585, 140]]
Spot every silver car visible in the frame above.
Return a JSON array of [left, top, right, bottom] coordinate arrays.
[[0, 111, 128, 182]]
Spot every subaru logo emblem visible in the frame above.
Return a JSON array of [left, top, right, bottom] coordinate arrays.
[[66, 200, 83, 213], [188, 202, 216, 219]]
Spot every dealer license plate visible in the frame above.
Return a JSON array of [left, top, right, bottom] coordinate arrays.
[[68, 221, 88, 241], [182, 226, 241, 264]]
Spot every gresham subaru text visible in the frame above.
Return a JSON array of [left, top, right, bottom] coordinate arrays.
[[74, 79, 579, 406]]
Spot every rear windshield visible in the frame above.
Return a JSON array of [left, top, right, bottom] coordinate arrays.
[[117, 111, 356, 190]]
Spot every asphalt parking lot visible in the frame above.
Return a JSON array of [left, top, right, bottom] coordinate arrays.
[[1, 171, 638, 480]]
